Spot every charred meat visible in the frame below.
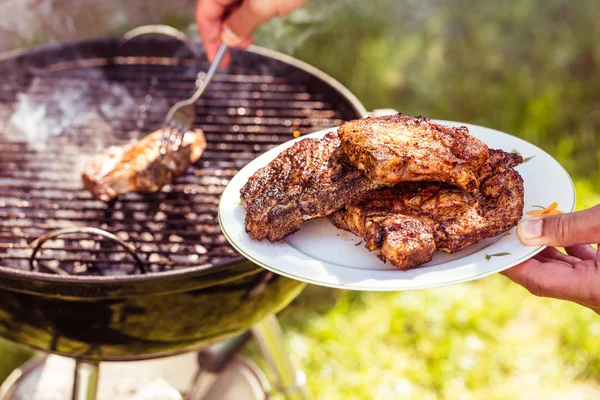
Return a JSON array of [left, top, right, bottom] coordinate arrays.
[[330, 210, 437, 269], [330, 149, 524, 270], [241, 112, 525, 271], [82, 129, 206, 201], [337, 114, 489, 191], [240, 132, 381, 242]]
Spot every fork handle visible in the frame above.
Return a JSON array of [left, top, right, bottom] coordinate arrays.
[[190, 43, 228, 104]]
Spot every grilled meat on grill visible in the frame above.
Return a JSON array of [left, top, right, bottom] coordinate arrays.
[[330, 149, 524, 270], [337, 114, 489, 192], [240, 132, 381, 242], [82, 129, 206, 201]]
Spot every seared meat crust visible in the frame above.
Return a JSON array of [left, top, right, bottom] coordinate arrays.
[[478, 148, 523, 182], [82, 129, 206, 201], [337, 114, 489, 192], [331, 207, 437, 269], [240, 133, 380, 242], [330, 149, 524, 270]]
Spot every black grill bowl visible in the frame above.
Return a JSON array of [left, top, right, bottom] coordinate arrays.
[[0, 259, 304, 361], [0, 29, 366, 361]]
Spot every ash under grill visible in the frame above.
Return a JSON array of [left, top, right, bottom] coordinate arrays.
[[0, 37, 364, 276]]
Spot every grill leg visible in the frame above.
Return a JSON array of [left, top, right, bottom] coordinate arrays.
[[251, 315, 311, 400], [71, 360, 99, 400]]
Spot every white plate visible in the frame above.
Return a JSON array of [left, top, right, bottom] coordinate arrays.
[[218, 120, 576, 291]]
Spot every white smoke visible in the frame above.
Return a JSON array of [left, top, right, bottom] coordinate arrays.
[[8, 76, 137, 153], [5, 74, 141, 181]]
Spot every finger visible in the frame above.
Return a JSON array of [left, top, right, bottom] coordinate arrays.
[[568, 258, 600, 309], [195, 0, 238, 62], [533, 255, 572, 267], [222, 24, 254, 49], [223, 0, 306, 45], [566, 244, 597, 261], [538, 247, 582, 264], [516, 204, 600, 247], [501, 258, 587, 303]]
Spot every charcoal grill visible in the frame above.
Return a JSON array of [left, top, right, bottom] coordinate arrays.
[[0, 25, 367, 399]]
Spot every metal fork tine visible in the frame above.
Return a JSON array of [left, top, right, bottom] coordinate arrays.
[[170, 125, 180, 151], [169, 126, 178, 152], [158, 43, 228, 156], [173, 124, 186, 152], [159, 126, 172, 155]]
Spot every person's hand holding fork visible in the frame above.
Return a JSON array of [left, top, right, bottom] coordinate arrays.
[[195, 0, 306, 66]]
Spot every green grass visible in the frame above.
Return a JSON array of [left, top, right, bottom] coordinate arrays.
[[271, 278, 600, 399]]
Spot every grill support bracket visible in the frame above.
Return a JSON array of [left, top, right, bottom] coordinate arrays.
[[251, 315, 311, 400], [72, 360, 99, 400]]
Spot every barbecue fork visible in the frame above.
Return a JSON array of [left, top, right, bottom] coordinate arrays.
[[159, 43, 228, 155]]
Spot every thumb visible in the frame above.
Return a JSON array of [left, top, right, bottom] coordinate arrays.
[[517, 204, 600, 247]]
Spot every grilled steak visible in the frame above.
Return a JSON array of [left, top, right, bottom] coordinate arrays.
[[337, 114, 489, 192], [82, 129, 206, 201], [330, 149, 524, 270], [240, 132, 381, 242], [330, 210, 438, 269]]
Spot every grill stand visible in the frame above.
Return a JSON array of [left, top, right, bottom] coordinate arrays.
[[251, 316, 310, 400], [1, 314, 311, 400], [71, 361, 99, 400]]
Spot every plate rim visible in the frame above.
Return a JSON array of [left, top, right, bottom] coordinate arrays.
[[218, 119, 577, 291]]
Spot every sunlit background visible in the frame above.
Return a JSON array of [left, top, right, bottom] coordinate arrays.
[[1, 0, 600, 398]]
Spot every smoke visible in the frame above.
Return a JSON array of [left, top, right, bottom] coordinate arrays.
[[8, 76, 137, 152], [5, 74, 140, 179]]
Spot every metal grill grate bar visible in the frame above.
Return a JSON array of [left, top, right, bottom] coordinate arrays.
[[0, 45, 362, 276]]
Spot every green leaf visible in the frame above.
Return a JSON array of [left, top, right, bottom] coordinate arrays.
[[485, 252, 511, 261], [512, 149, 534, 163], [523, 155, 535, 163], [532, 205, 545, 209]]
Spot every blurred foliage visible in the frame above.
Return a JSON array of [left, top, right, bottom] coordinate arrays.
[[254, 0, 600, 398], [1, 0, 600, 398], [270, 278, 600, 399], [255, 0, 600, 189], [0, 338, 34, 383]]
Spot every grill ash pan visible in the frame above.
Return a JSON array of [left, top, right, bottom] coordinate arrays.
[[0, 28, 366, 360]]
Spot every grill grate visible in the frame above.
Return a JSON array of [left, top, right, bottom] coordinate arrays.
[[0, 40, 363, 276]]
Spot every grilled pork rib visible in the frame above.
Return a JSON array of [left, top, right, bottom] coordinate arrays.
[[337, 114, 489, 192], [82, 129, 207, 201], [240, 132, 381, 242], [330, 149, 524, 270], [329, 210, 438, 269]]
